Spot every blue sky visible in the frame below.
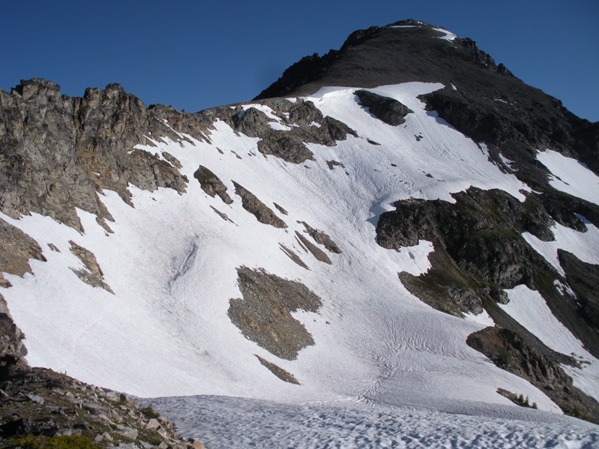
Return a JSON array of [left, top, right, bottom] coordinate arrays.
[[1, 0, 597, 121]]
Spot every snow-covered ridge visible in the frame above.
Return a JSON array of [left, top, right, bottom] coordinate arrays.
[[2, 81, 599, 444]]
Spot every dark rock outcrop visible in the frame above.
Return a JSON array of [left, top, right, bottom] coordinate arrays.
[[0, 294, 27, 379], [193, 166, 233, 204], [558, 250, 599, 330], [377, 188, 557, 289], [377, 187, 599, 359], [354, 90, 413, 126]]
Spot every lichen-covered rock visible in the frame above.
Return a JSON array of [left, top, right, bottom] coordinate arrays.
[[228, 267, 321, 360]]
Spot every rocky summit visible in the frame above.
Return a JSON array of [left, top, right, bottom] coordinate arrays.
[[1, 19, 599, 448]]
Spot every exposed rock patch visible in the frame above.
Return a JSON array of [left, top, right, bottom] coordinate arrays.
[[228, 267, 321, 360], [233, 100, 357, 164], [279, 245, 309, 270], [294, 232, 331, 265], [257, 134, 314, 163], [273, 203, 288, 215], [0, 218, 46, 288], [210, 206, 235, 224], [299, 221, 342, 254], [326, 160, 345, 170], [232, 182, 287, 228], [354, 90, 413, 125], [193, 166, 233, 204], [69, 241, 113, 294], [255, 355, 300, 385], [398, 245, 484, 317], [467, 326, 599, 423]]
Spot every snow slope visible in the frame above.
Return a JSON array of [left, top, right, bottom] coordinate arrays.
[[3, 82, 599, 443]]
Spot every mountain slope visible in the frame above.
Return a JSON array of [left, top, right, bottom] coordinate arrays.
[[1, 19, 599, 447]]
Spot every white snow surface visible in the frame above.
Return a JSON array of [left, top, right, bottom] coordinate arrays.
[[142, 395, 599, 449], [537, 149, 599, 205], [3, 82, 599, 444], [500, 286, 599, 402], [523, 220, 599, 275], [432, 26, 458, 42]]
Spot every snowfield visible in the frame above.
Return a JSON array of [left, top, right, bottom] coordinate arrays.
[[3, 82, 599, 446], [143, 395, 599, 449]]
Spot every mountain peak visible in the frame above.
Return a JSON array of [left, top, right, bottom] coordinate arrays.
[[255, 20, 511, 101]]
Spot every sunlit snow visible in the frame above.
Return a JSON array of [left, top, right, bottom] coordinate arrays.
[[537, 149, 599, 205]]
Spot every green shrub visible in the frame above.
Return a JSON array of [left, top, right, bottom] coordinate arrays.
[[140, 406, 160, 419], [9, 435, 101, 449]]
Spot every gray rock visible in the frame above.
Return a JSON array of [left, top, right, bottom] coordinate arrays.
[[146, 418, 161, 430], [116, 424, 139, 440]]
